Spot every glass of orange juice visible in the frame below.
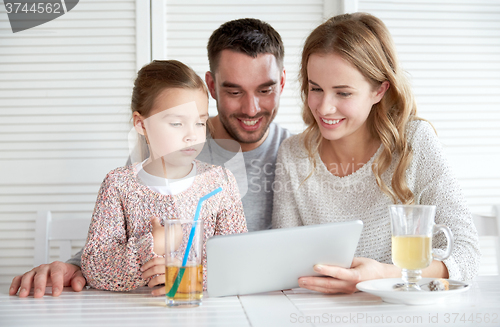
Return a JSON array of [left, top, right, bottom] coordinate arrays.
[[164, 219, 203, 307], [389, 205, 453, 291]]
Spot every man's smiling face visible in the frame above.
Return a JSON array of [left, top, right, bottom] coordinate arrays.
[[207, 50, 285, 150]]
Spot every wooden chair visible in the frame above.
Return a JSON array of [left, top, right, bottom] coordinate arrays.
[[472, 205, 500, 275], [34, 211, 90, 267]]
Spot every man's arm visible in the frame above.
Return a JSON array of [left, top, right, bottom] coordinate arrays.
[[66, 248, 82, 267]]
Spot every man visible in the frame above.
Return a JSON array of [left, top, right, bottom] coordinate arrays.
[[203, 18, 290, 232], [10, 18, 291, 298]]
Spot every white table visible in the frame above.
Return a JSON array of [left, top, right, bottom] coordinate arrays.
[[1, 276, 499, 327]]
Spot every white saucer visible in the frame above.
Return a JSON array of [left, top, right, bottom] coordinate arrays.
[[356, 278, 470, 305]]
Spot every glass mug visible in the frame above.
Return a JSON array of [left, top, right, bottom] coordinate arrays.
[[389, 205, 453, 291], [164, 219, 204, 307]]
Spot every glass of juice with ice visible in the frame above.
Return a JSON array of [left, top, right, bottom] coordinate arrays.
[[389, 205, 453, 291], [164, 219, 203, 307]]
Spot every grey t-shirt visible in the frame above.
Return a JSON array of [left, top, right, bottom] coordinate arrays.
[[199, 122, 291, 232], [67, 122, 291, 267]]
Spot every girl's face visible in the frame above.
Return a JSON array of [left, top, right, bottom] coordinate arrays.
[[134, 88, 209, 170], [307, 53, 388, 144]]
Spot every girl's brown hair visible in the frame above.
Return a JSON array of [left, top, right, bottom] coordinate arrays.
[[131, 60, 208, 117], [300, 13, 426, 204], [130, 60, 209, 162]]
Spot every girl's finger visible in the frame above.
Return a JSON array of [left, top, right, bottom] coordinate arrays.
[[151, 284, 167, 296], [148, 274, 166, 288], [142, 263, 166, 280], [141, 256, 165, 272]]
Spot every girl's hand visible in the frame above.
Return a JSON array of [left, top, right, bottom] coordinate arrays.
[[141, 256, 167, 296], [298, 257, 400, 294], [151, 217, 165, 256]]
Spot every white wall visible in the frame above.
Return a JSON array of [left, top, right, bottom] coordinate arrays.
[[0, 0, 145, 286], [358, 0, 500, 215]]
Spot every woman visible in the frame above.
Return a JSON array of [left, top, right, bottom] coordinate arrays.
[[272, 13, 479, 294]]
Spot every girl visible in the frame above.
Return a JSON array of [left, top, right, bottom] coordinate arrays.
[[272, 13, 480, 293], [81, 60, 247, 292]]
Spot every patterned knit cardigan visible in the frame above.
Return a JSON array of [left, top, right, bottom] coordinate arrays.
[[82, 160, 247, 291]]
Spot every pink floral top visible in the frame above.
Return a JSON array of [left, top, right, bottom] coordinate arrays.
[[81, 160, 247, 291]]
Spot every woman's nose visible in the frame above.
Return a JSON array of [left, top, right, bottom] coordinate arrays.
[[316, 95, 337, 116]]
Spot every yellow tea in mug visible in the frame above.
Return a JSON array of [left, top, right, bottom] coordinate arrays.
[[392, 235, 432, 270], [165, 265, 203, 302]]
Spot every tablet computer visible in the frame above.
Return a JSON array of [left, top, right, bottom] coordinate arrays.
[[206, 220, 363, 297]]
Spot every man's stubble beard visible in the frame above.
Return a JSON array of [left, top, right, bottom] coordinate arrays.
[[217, 108, 277, 145]]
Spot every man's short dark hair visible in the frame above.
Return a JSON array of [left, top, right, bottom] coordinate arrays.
[[207, 18, 284, 73]]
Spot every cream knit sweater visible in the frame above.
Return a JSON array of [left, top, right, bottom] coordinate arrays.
[[272, 120, 480, 281]]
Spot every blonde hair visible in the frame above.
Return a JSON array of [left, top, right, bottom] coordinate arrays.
[[300, 12, 426, 204]]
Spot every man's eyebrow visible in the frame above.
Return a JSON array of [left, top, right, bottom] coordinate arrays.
[[308, 80, 354, 89], [258, 80, 278, 88], [221, 80, 278, 88], [221, 81, 241, 88]]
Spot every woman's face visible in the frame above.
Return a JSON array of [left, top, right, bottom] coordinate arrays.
[[135, 88, 209, 169], [307, 52, 388, 143]]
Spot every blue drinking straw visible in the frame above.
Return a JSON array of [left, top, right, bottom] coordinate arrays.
[[167, 187, 222, 298]]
